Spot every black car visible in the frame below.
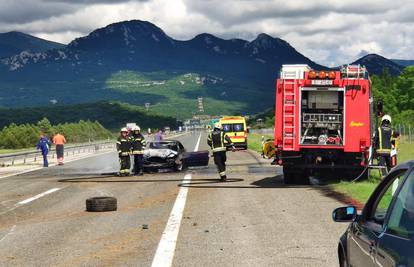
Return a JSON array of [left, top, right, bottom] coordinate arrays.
[[333, 160, 414, 267], [143, 140, 209, 171]]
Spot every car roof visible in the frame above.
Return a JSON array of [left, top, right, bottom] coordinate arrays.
[[390, 160, 414, 173], [148, 140, 180, 144]]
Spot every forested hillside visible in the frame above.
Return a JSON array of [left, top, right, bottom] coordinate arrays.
[[0, 118, 113, 149], [372, 66, 414, 125], [0, 101, 178, 130]]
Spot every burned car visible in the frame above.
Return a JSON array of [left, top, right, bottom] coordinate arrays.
[[143, 140, 209, 172]]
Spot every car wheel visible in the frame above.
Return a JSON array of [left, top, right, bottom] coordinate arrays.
[[86, 197, 117, 212], [175, 161, 186, 172], [339, 248, 348, 267]]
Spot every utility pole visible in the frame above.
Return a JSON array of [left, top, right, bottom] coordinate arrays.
[[197, 97, 204, 113]]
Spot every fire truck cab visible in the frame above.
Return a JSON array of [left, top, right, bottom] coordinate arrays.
[[274, 64, 373, 184]]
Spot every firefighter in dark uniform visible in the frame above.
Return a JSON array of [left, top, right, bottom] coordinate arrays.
[[117, 127, 131, 176], [374, 115, 399, 175], [130, 125, 146, 176], [207, 123, 235, 181]]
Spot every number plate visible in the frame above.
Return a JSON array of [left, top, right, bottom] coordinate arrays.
[[311, 80, 333, 86]]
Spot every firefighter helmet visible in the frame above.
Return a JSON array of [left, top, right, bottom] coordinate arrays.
[[132, 125, 141, 131], [381, 115, 392, 124], [120, 127, 128, 133]]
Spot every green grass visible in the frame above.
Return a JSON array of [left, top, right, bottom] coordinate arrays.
[[0, 148, 34, 155], [248, 133, 273, 153], [106, 71, 262, 119], [331, 140, 414, 204]]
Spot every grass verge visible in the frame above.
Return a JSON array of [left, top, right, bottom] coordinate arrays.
[[248, 133, 273, 153], [331, 140, 414, 205]]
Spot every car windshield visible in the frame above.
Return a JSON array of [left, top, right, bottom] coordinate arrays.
[[148, 142, 178, 151], [222, 123, 244, 132]]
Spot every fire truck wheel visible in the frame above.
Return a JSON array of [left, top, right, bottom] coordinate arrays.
[[86, 197, 117, 212], [283, 168, 296, 184], [294, 171, 310, 185]]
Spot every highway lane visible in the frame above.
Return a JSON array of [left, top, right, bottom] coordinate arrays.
[[0, 131, 347, 266]]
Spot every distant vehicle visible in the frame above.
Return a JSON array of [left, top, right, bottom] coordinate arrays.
[[274, 64, 373, 184], [143, 140, 209, 172], [333, 160, 414, 267], [219, 116, 248, 149]]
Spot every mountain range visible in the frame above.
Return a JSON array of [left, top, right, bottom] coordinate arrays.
[[0, 20, 410, 118], [0, 31, 64, 59]]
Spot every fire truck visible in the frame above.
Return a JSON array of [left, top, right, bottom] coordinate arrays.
[[274, 64, 374, 184]]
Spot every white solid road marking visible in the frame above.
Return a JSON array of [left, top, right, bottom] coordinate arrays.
[[151, 133, 202, 267], [0, 225, 16, 243], [193, 133, 201, 152], [18, 188, 61, 205]]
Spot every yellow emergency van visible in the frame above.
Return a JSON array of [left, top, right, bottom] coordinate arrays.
[[219, 116, 248, 149]]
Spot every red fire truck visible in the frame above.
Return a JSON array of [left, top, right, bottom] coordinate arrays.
[[274, 64, 373, 184]]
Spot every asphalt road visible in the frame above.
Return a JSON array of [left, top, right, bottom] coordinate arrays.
[[0, 131, 347, 267]]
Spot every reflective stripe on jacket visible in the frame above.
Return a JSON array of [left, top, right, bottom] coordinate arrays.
[[376, 126, 393, 154], [207, 130, 233, 153], [117, 136, 131, 154], [130, 133, 146, 154]]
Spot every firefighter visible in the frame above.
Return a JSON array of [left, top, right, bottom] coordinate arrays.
[[207, 122, 235, 181], [117, 127, 131, 176], [373, 115, 399, 175], [130, 125, 146, 176]]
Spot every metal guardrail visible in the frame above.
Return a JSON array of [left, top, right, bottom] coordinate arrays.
[[0, 141, 115, 166], [250, 128, 274, 135]]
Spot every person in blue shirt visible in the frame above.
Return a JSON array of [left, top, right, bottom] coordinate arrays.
[[36, 134, 50, 167]]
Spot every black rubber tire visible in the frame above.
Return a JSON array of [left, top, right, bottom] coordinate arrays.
[[283, 168, 296, 184], [86, 197, 117, 212], [294, 171, 310, 185], [339, 250, 348, 267], [175, 160, 187, 172]]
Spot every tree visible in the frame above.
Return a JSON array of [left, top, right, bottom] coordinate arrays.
[[37, 118, 53, 137]]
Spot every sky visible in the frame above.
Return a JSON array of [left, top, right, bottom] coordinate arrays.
[[0, 0, 413, 66]]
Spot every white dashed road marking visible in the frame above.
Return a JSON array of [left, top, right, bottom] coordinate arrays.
[[151, 133, 201, 267], [18, 188, 61, 205]]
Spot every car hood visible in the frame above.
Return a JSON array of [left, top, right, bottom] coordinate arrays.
[[144, 149, 178, 158]]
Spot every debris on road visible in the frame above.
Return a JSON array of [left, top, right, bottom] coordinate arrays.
[[85, 196, 117, 212]]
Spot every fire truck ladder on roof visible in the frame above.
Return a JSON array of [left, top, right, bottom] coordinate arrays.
[[282, 79, 297, 151]]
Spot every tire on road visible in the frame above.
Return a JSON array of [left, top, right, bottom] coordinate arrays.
[[86, 197, 117, 212]]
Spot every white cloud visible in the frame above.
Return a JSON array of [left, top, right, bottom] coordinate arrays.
[[0, 0, 413, 65]]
